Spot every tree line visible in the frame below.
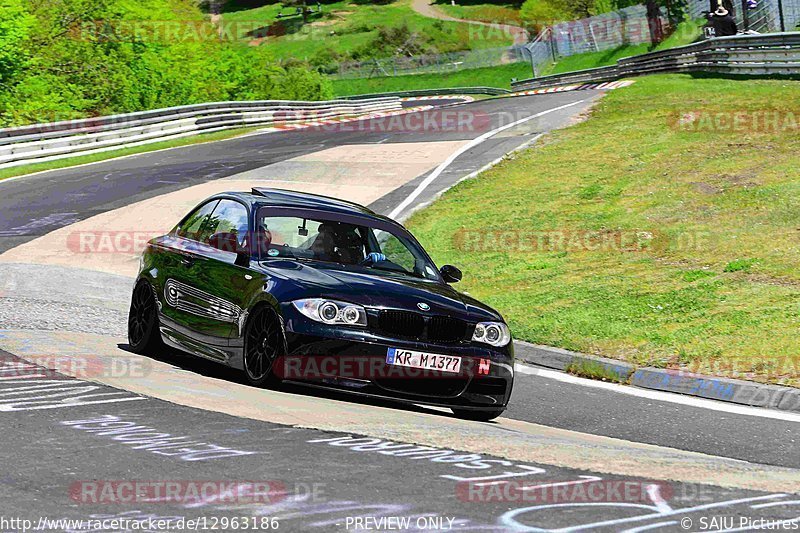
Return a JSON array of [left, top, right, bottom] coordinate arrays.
[[0, 0, 333, 127]]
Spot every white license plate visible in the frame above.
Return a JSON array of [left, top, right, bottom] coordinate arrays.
[[386, 348, 462, 373]]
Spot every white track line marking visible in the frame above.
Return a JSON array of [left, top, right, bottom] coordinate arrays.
[[514, 363, 800, 423], [394, 133, 545, 223], [387, 99, 587, 219], [752, 500, 800, 509], [553, 494, 785, 533]]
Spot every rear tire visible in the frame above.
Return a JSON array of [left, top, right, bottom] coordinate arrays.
[[452, 408, 504, 422], [243, 305, 285, 388], [128, 280, 164, 354]]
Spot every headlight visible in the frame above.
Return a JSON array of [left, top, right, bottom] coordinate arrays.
[[472, 322, 511, 347], [292, 299, 367, 327]]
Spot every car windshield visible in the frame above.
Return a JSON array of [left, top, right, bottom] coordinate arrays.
[[255, 207, 440, 281]]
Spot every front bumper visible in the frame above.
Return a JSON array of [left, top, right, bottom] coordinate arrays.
[[278, 304, 514, 410]]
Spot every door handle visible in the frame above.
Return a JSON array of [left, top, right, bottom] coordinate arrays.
[[180, 256, 195, 266]]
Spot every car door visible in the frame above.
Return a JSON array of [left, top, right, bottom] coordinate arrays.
[[154, 198, 221, 343], [164, 198, 264, 360]]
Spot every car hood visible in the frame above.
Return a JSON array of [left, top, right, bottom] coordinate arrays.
[[257, 260, 502, 322]]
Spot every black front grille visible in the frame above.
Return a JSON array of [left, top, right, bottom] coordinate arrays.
[[428, 316, 470, 343], [377, 310, 425, 340], [374, 310, 471, 344]]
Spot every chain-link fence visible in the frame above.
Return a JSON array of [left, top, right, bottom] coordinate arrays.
[[520, 5, 668, 76], [785, 0, 800, 29], [332, 5, 666, 80], [330, 1, 796, 81], [552, 5, 665, 56], [687, 0, 799, 32]]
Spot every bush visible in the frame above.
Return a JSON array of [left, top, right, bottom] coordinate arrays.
[[309, 47, 346, 74], [520, 0, 574, 32], [353, 22, 441, 60], [0, 0, 33, 86], [0, 0, 333, 126]]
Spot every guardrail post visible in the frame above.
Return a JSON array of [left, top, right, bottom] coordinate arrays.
[[742, 0, 750, 30]]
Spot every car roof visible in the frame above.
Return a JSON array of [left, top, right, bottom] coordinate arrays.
[[217, 188, 383, 218]]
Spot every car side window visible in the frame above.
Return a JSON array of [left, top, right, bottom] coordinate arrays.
[[374, 230, 417, 273], [206, 199, 249, 250], [176, 200, 219, 242]]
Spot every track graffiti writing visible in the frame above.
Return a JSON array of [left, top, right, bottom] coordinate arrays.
[[307, 435, 544, 479], [61, 415, 259, 462], [498, 491, 800, 532], [0, 361, 144, 411]]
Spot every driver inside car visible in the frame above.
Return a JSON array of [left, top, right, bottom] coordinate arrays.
[[310, 222, 365, 264]]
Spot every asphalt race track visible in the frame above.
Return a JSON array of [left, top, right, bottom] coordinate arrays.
[[1, 92, 799, 532]]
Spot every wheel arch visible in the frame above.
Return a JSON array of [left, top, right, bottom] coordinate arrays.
[[231, 299, 287, 372]]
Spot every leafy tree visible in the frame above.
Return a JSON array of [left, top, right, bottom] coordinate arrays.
[[0, 0, 332, 126], [0, 0, 34, 86], [520, 0, 574, 32]]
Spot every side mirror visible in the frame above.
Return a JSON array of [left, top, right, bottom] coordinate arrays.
[[208, 232, 250, 267], [235, 248, 250, 268], [440, 264, 462, 283]]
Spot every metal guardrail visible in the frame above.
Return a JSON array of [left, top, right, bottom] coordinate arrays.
[[511, 32, 800, 90], [0, 98, 402, 170], [341, 87, 511, 100]]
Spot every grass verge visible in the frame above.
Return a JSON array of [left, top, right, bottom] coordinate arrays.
[[331, 62, 531, 96], [0, 128, 261, 182], [566, 360, 632, 384], [406, 73, 800, 386], [432, 0, 523, 24]]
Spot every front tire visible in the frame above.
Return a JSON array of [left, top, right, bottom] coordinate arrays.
[[128, 280, 164, 354], [452, 408, 504, 422], [243, 305, 285, 387]]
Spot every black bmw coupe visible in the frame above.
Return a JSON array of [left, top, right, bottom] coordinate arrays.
[[128, 188, 514, 421]]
